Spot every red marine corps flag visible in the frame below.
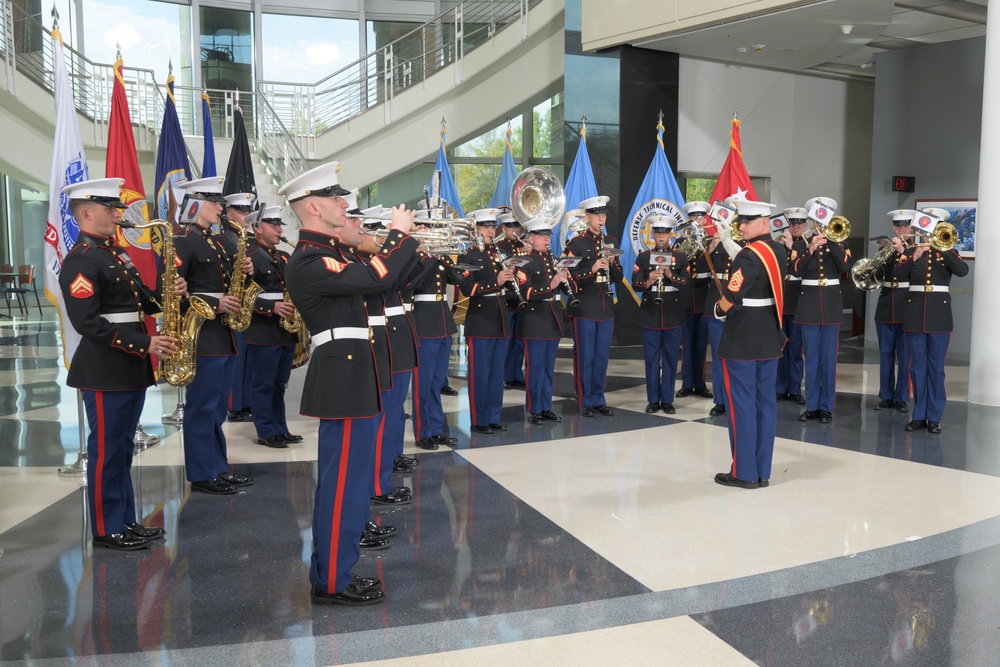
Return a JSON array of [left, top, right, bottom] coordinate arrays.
[[709, 115, 758, 206]]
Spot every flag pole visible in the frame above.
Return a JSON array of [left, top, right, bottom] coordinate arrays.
[[58, 390, 87, 476]]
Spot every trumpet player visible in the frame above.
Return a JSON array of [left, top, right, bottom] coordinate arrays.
[[874, 210, 918, 413], [175, 177, 255, 495], [775, 207, 808, 404], [563, 195, 622, 417], [793, 197, 852, 424], [456, 209, 517, 433], [497, 213, 528, 390], [676, 201, 713, 400], [244, 205, 301, 448], [516, 216, 574, 424], [223, 192, 257, 423], [59, 178, 185, 550], [631, 217, 688, 414], [893, 208, 968, 434]]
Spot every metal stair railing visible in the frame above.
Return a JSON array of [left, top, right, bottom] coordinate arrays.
[[255, 91, 310, 189]]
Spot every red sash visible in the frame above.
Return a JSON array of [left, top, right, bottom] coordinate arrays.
[[747, 241, 784, 322]]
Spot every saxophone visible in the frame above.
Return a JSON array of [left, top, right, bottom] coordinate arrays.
[[221, 223, 263, 332], [279, 291, 302, 333], [119, 219, 216, 386]]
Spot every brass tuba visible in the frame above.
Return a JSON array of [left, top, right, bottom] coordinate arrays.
[[120, 219, 216, 386], [221, 223, 264, 332]]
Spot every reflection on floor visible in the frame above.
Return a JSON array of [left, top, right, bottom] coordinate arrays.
[[2, 314, 1000, 666]]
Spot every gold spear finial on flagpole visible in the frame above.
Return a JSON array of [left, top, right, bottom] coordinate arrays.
[[581, 114, 587, 139]]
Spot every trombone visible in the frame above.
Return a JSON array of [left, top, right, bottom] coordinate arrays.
[[901, 222, 957, 252]]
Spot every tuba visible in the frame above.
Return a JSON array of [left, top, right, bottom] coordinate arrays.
[[511, 167, 566, 223], [222, 224, 264, 332], [120, 219, 216, 386], [852, 240, 903, 291]]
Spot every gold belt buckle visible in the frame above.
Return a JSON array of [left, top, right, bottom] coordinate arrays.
[[436, 294, 443, 302], [368, 327, 374, 343], [925, 285, 934, 293], [818, 278, 828, 287]]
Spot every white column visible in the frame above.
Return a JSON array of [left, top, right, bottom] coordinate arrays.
[[969, 3, 1000, 405]]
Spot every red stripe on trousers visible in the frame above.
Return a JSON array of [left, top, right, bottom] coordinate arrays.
[[467, 341, 477, 425], [95, 391, 106, 536], [412, 366, 422, 438], [327, 420, 352, 594], [721, 361, 739, 477], [373, 412, 386, 496], [524, 342, 533, 414]]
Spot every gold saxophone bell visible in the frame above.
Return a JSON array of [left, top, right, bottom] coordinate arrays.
[[824, 215, 851, 243]]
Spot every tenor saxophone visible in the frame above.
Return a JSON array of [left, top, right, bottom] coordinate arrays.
[[119, 219, 216, 386], [222, 223, 264, 332], [279, 290, 302, 333]]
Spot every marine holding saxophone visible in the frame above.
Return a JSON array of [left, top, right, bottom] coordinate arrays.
[[174, 177, 256, 496]]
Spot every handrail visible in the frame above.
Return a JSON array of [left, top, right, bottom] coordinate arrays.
[[255, 91, 310, 187]]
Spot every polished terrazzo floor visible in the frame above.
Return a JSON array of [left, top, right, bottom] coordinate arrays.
[[2, 311, 1000, 666]]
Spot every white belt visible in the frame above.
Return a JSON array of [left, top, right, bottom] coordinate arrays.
[[368, 315, 386, 326], [403, 303, 413, 312], [909, 285, 949, 293], [743, 298, 775, 307], [414, 294, 444, 302], [259, 292, 283, 300], [801, 279, 840, 286], [882, 281, 909, 288], [694, 272, 711, 279], [384, 306, 406, 317], [652, 286, 679, 293], [786, 276, 802, 282], [194, 292, 223, 298], [714, 273, 726, 279], [102, 312, 142, 323], [312, 327, 372, 346]]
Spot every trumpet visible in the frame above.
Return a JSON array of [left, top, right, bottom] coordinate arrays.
[[361, 222, 473, 254]]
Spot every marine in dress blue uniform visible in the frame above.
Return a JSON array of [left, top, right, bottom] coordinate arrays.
[[59, 178, 175, 550], [893, 208, 968, 433], [515, 216, 572, 424], [281, 162, 421, 606], [873, 210, 916, 413], [703, 224, 740, 418], [676, 201, 712, 399], [712, 199, 787, 489], [456, 209, 517, 433], [221, 192, 257, 423], [792, 197, 852, 424], [563, 195, 622, 416], [174, 177, 254, 494], [496, 214, 528, 389], [243, 205, 300, 448], [631, 218, 688, 414], [775, 207, 808, 404]]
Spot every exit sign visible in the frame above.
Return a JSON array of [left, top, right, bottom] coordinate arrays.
[[892, 176, 915, 192]]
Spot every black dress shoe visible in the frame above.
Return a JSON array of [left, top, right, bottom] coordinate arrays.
[[595, 405, 614, 416], [644, 402, 660, 414], [280, 433, 304, 443], [415, 438, 439, 450], [432, 434, 458, 445], [709, 404, 726, 417], [818, 411, 833, 424], [581, 407, 596, 417], [488, 423, 507, 431], [776, 393, 787, 402], [540, 410, 562, 422], [397, 454, 419, 466], [799, 410, 820, 422], [311, 583, 384, 606], [511, 380, 527, 390], [471, 425, 494, 434], [905, 419, 928, 431], [352, 574, 381, 593], [393, 459, 415, 472], [529, 412, 544, 425], [125, 523, 165, 540], [218, 472, 253, 487], [504, 381, 515, 389], [895, 402, 909, 413], [93, 533, 151, 551], [371, 489, 412, 505], [660, 402, 676, 415], [227, 410, 252, 422], [788, 394, 806, 404], [191, 478, 237, 495], [874, 399, 894, 411], [927, 421, 942, 434], [758, 479, 770, 488], [714, 472, 759, 489], [440, 385, 459, 396], [365, 521, 396, 538], [694, 388, 714, 399], [359, 532, 391, 550], [257, 435, 289, 448], [675, 387, 692, 398]]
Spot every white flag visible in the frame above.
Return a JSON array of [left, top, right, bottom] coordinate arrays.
[[42, 26, 89, 368]]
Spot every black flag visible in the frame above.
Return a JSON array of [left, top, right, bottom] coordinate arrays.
[[223, 105, 257, 202]]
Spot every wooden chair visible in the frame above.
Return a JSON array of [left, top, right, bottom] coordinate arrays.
[[11, 265, 43, 317]]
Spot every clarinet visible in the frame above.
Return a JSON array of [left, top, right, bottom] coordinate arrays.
[[554, 255, 580, 308], [494, 245, 529, 311], [652, 242, 668, 305], [597, 233, 614, 297]]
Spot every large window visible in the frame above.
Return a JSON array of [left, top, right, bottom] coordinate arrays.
[[262, 13, 359, 83]]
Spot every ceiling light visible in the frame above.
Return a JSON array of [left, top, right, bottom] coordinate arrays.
[[753, 44, 765, 52], [860, 62, 874, 69], [840, 24, 854, 35]]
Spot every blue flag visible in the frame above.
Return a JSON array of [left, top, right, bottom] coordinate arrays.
[[430, 130, 464, 218], [620, 121, 687, 305], [201, 91, 217, 178], [154, 74, 192, 220], [488, 128, 518, 209], [553, 129, 597, 258]]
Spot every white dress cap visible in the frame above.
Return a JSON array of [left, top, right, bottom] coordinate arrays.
[[179, 176, 226, 200], [887, 209, 918, 223], [920, 207, 951, 221], [524, 216, 556, 234], [498, 213, 518, 225], [360, 205, 387, 219], [784, 207, 809, 221], [224, 192, 256, 209], [470, 208, 500, 225], [342, 188, 360, 212], [804, 197, 838, 213], [278, 161, 351, 202], [579, 195, 610, 212], [733, 199, 777, 217], [61, 178, 127, 208], [649, 212, 673, 232], [258, 205, 285, 225], [682, 201, 710, 216]]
